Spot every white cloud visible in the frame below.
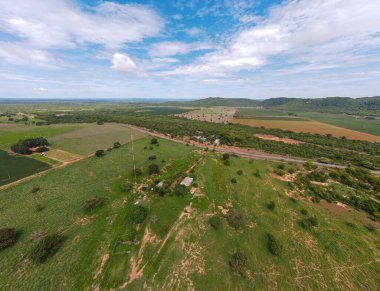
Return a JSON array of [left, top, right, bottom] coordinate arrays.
[[149, 41, 214, 57], [0, 0, 164, 49], [164, 0, 380, 76], [111, 53, 142, 75], [185, 27, 202, 36]]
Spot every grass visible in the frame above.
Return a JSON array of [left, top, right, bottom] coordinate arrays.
[[232, 118, 380, 142], [0, 150, 50, 186], [30, 153, 61, 165], [0, 124, 87, 150], [44, 149, 82, 162], [0, 137, 196, 290], [49, 123, 147, 155]]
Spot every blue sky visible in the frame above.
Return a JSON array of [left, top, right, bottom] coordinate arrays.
[[0, 0, 380, 99]]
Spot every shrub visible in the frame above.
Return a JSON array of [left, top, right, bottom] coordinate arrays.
[[277, 164, 285, 170], [318, 157, 332, 164], [113, 142, 121, 148], [127, 205, 148, 224], [148, 163, 160, 175], [0, 228, 18, 251], [133, 168, 143, 176], [121, 182, 133, 193], [254, 170, 261, 178], [364, 224, 375, 232], [300, 209, 308, 216], [231, 178, 237, 184], [227, 208, 243, 229], [222, 153, 230, 160], [148, 155, 157, 161], [223, 160, 230, 166], [82, 197, 104, 212], [95, 149, 105, 157], [237, 170, 243, 175], [267, 201, 276, 210], [28, 233, 64, 263], [267, 233, 283, 256], [300, 217, 318, 229], [31, 187, 41, 193], [175, 184, 187, 196], [35, 203, 45, 212], [36, 146, 49, 153], [96, 120, 104, 125], [151, 138, 158, 144], [209, 215, 221, 229], [229, 251, 247, 275]]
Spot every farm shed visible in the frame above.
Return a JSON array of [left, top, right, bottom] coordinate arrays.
[[180, 177, 193, 187]]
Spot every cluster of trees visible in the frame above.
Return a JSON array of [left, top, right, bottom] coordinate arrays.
[[38, 111, 380, 168], [11, 137, 49, 154]]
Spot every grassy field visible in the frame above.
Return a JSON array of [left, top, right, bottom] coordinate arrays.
[[0, 150, 50, 186], [232, 118, 380, 142], [0, 137, 197, 290], [234, 108, 291, 117], [0, 124, 87, 149], [49, 123, 147, 155], [44, 149, 82, 163], [297, 112, 380, 136]]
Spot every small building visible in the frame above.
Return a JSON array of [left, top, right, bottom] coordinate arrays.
[[214, 139, 220, 146], [180, 177, 193, 187], [156, 181, 164, 188]]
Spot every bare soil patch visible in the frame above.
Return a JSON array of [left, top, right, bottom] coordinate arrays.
[[255, 134, 303, 144]]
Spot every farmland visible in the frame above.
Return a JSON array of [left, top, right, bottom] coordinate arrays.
[[0, 150, 50, 186], [49, 123, 147, 155]]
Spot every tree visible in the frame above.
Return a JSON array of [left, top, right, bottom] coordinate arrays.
[[127, 205, 148, 224], [151, 138, 158, 144], [229, 251, 247, 275], [175, 184, 187, 196], [267, 201, 275, 210], [148, 163, 160, 175], [267, 233, 283, 256], [133, 168, 143, 176], [28, 234, 64, 263], [95, 149, 105, 157], [148, 155, 157, 161], [0, 228, 18, 251], [227, 208, 243, 229], [237, 170, 243, 175], [82, 197, 104, 212], [222, 153, 230, 160], [231, 178, 237, 184], [209, 215, 221, 229], [113, 142, 121, 148]]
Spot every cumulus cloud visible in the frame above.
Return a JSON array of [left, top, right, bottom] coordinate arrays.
[[149, 41, 214, 57], [0, 0, 164, 49], [111, 53, 143, 75], [164, 0, 380, 76]]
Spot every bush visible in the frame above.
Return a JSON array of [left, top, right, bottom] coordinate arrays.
[[148, 155, 157, 161], [227, 208, 243, 229], [254, 170, 261, 178], [223, 160, 230, 166], [36, 146, 49, 153], [97, 120, 104, 125], [148, 163, 160, 175], [267, 233, 283, 256], [267, 201, 276, 210], [231, 178, 237, 184], [95, 149, 105, 157], [35, 203, 45, 212], [300, 209, 308, 216], [127, 205, 148, 224], [237, 170, 243, 175], [0, 228, 18, 251], [175, 184, 187, 196], [277, 164, 285, 170], [300, 217, 318, 229], [31, 187, 41, 193], [229, 251, 247, 275], [133, 168, 143, 176], [209, 215, 221, 229], [121, 182, 133, 193], [222, 153, 230, 160], [28, 233, 64, 263], [151, 138, 158, 144], [82, 197, 104, 212], [113, 141, 121, 148]]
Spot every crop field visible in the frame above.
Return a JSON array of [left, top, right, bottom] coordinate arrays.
[[0, 150, 50, 186], [234, 108, 292, 118], [297, 112, 380, 136], [0, 124, 87, 149], [0, 137, 197, 290], [49, 123, 147, 155], [44, 149, 82, 163], [177, 107, 237, 123], [232, 118, 380, 142]]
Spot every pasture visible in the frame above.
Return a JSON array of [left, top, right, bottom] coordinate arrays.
[[49, 123, 147, 155], [0, 150, 50, 186], [0, 124, 87, 150], [177, 107, 236, 123], [232, 118, 380, 142]]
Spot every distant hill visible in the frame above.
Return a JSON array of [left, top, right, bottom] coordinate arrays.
[[163, 97, 260, 107], [163, 96, 380, 114]]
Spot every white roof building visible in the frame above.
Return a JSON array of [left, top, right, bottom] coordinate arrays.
[[180, 177, 193, 187]]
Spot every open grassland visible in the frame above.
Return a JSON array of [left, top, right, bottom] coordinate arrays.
[[232, 118, 380, 142], [0, 124, 87, 150], [0, 138, 197, 290], [0, 150, 50, 186], [297, 112, 380, 136], [49, 123, 147, 155]]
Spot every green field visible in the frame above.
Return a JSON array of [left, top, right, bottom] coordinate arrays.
[[0, 150, 50, 186], [0, 124, 87, 149], [1, 138, 379, 290], [234, 108, 291, 118], [298, 112, 380, 136], [49, 123, 147, 155], [0, 138, 197, 289]]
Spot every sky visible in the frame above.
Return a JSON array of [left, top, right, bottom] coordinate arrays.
[[0, 0, 380, 99]]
